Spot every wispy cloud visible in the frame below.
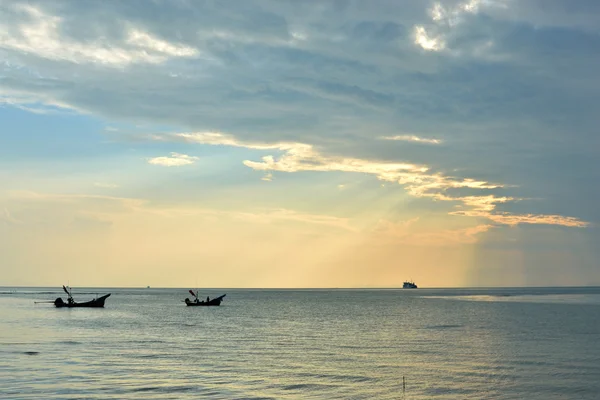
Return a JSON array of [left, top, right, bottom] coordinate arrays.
[[228, 208, 356, 232], [6, 190, 145, 209], [151, 131, 588, 228], [0, 4, 199, 66], [380, 135, 442, 145], [3, 191, 355, 232], [147, 153, 199, 167], [0, 96, 73, 115], [451, 210, 590, 228], [165, 131, 429, 178], [174, 132, 286, 151]]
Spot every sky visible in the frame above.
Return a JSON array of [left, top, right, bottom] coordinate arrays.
[[1, 0, 599, 288]]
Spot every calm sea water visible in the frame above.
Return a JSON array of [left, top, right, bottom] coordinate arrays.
[[1, 287, 600, 399]]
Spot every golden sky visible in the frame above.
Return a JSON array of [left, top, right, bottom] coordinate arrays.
[[1, 0, 599, 287]]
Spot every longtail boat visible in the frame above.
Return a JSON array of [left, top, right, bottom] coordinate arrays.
[[185, 290, 226, 306], [53, 286, 111, 308]]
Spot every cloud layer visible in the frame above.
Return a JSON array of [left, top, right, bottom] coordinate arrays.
[[1, 0, 599, 286]]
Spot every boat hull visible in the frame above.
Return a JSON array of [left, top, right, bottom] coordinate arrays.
[[185, 294, 226, 306], [54, 294, 111, 308]]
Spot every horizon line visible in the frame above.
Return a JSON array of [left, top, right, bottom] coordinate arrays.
[[2, 285, 600, 290]]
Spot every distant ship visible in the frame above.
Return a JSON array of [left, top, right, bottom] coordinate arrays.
[[403, 280, 418, 289]]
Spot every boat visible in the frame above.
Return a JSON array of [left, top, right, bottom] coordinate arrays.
[[185, 290, 226, 306], [403, 280, 418, 289], [54, 286, 111, 308], [54, 294, 111, 308]]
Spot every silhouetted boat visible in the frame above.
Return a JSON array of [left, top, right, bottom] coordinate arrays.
[[403, 280, 418, 289], [54, 294, 111, 308], [185, 290, 226, 306], [54, 286, 111, 308]]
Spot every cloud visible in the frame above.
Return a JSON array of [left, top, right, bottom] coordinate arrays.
[[0, 4, 199, 66], [451, 210, 590, 228], [380, 134, 442, 144], [412, 0, 506, 54], [2, 190, 355, 232], [147, 153, 199, 167], [261, 172, 273, 182], [227, 208, 355, 232], [239, 146, 585, 228], [126, 29, 198, 59], [166, 131, 429, 178], [152, 131, 588, 229], [1, 0, 597, 235], [5, 190, 144, 211], [174, 132, 286, 150], [413, 25, 446, 51], [0, 96, 74, 115]]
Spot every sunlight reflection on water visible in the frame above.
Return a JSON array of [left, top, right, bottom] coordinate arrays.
[[1, 287, 600, 399]]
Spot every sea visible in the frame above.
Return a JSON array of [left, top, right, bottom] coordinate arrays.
[[1, 287, 600, 399]]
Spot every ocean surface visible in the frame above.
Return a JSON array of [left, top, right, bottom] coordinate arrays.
[[1, 287, 600, 399]]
